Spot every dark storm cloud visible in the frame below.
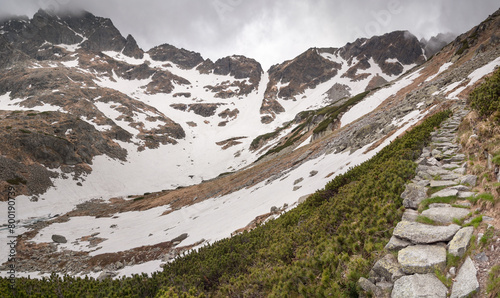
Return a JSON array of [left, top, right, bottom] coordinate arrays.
[[0, 0, 498, 69]]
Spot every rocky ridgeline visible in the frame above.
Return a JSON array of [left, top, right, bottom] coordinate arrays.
[[359, 102, 491, 297]]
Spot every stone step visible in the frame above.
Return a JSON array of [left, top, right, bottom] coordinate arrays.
[[431, 188, 459, 198], [392, 273, 448, 297], [393, 221, 461, 244], [421, 206, 470, 224], [398, 244, 446, 274]]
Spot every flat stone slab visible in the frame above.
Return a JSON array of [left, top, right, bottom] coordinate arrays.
[[449, 227, 474, 257], [458, 191, 476, 199], [442, 163, 459, 169], [440, 174, 461, 180], [385, 235, 411, 251], [393, 221, 461, 244], [421, 207, 470, 224], [430, 180, 458, 188], [431, 188, 458, 198], [398, 245, 446, 274], [392, 273, 448, 298], [372, 254, 405, 282], [450, 257, 479, 298]]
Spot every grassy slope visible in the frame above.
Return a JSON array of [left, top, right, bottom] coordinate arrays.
[[0, 110, 451, 297]]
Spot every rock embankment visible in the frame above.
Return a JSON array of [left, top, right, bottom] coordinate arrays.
[[359, 102, 491, 297]]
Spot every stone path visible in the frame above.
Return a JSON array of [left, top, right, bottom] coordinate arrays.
[[359, 104, 485, 297]]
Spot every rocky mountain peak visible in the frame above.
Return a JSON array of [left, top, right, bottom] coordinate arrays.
[[122, 34, 144, 59], [420, 32, 456, 58], [0, 9, 143, 59], [148, 43, 204, 69], [340, 30, 426, 72], [266, 47, 342, 99]]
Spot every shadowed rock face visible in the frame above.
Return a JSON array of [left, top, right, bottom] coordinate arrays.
[[122, 34, 144, 59], [266, 48, 342, 100], [1, 10, 142, 58]]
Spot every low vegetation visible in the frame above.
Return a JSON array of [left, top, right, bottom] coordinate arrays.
[[468, 67, 500, 119], [253, 90, 371, 159], [0, 109, 451, 296]]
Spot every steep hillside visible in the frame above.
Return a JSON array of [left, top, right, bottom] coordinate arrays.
[[0, 6, 499, 296]]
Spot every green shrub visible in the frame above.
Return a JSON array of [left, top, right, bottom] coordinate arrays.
[[468, 67, 500, 118]]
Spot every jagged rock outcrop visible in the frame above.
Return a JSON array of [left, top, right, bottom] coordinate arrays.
[[325, 83, 351, 103], [122, 34, 144, 59], [148, 43, 204, 69], [266, 48, 342, 100], [0, 9, 145, 59], [339, 31, 426, 75]]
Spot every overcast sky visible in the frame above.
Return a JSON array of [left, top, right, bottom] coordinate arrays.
[[0, 0, 498, 69]]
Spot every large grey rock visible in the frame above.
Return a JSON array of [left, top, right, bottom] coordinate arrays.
[[402, 183, 428, 209], [385, 236, 411, 251], [372, 254, 405, 282], [421, 207, 470, 224], [398, 245, 446, 274], [459, 175, 477, 187], [52, 234, 67, 244], [393, 221, 461, 244], [392, 273, 448, 298], [430, 180, 458, 188], [450, 257, 479, 298], [448, 227, 474, 257], [431, 188, 458, 198]]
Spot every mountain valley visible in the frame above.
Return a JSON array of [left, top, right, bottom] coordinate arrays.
[[0, 7, 500, 297]]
